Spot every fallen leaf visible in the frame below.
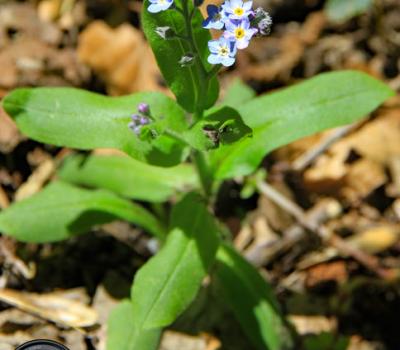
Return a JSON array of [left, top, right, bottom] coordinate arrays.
[[0, 108, 24, 153], [78, 21, 163, 95], [288, 315, 337, 335], [0, 288, 98, 328], [347, 225, 400, 254]]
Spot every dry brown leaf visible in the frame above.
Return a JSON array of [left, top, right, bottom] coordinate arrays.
[[346, 225, 400, 254], [386, 155, 400, 197], [0, 186, 9, 209], [38, 0, 62, 22], [342, 158, 387, 202], [0, 288, 98, 328], [304, 109, 400, 196], [0, 108, 24, 153], [304, 261, 348, 288], [288, 315, 337, 335], [78, 21, 162, 95], [160, 331, 221, 350]]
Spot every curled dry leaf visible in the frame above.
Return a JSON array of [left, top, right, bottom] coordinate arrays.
[[0, 288, 98, 328], [160, 331, 221, 350], [78, 21, 163, 95], [288, 315, 337, 335], [304, 108, 400, 198], [346, 225, 400, 254], [0, 108, 24, 154]]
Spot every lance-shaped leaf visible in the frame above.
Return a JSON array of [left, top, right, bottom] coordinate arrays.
[[142, 0, 219, 112], [0, 181, 165, 242], [131, 192, 219, 329], [59, 154, 199, 202], [214, 243, 294, 350], [107, 300, 161, 350], [325, 0, 374, 22], [211, 71, 395, 179], [2, 88, 189, 167], [222, 79, 256, 109]]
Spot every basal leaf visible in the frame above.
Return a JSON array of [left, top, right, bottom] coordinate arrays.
[[107, 300, 161, 350], [131, 192, 220, 329], [325, 0, 374, 22], [142, 0, 219, 112], [0, 181, 165, 242], [215, 243, 294, 350], [2, 88, 189, 167], [211, 71, 394, 179], [59, 154, 199, 202]]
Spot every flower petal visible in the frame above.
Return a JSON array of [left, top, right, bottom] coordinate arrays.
[[208, 54, 222, 65]]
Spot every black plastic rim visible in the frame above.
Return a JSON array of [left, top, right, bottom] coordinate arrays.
[[16, 339, 70, 350]]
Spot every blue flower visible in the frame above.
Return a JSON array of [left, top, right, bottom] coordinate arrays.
[[148, 0, 174, 13], [224, 19, 257, 49], [207, 37, 237, 67], [221, 0, 253, 21], [202, 5, 225, 30]]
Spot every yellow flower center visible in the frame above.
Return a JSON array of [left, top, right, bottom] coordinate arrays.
[[234, 7, 244, 16], [219, 46, 229, 56], [235, 28, 245, 39]]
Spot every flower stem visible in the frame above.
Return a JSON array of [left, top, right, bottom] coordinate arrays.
[[182, 0, 208, 119]]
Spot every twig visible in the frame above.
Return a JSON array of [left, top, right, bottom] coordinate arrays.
[[256, 180, 397, 280], [291, 123, 359, 171], [246, 198, 341, 266]]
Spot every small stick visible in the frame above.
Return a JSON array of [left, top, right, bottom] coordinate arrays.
[[292, 123, 359, 171], [256, 180, 397, 280]]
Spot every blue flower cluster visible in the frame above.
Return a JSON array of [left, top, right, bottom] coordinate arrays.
[[204, 0, 269, 67], [146, 0, 272, 68]]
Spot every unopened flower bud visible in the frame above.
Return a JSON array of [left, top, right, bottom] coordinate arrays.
[[138, 103, 150, 115], [179, 53, 195, 67], [155, 26, 175, 40], [140, 116, 150, 125], [252, 8, 272, 36], [131, 114, 140, 122], [128, 121, 141, 135]]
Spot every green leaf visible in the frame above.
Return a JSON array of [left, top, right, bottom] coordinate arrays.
[[325, 0, 374, 22], [142, 0, 219, 112], [0, 181, 165, 242], [303, 332, 349, 350], [59, 154, 199, 202], [222, 79, 256, 109], [107, 300, 161, 350], [214, 243, 294, 350], [131, 192, 220, 329], [2, 88, 189, 167], [211, 70, 395, 179], [185, 106, 252, 150]]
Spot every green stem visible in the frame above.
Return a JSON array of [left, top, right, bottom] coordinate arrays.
[[182, 0, 208, 119], [191, 150, 213, 199], [207, 64, 222, 80]]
